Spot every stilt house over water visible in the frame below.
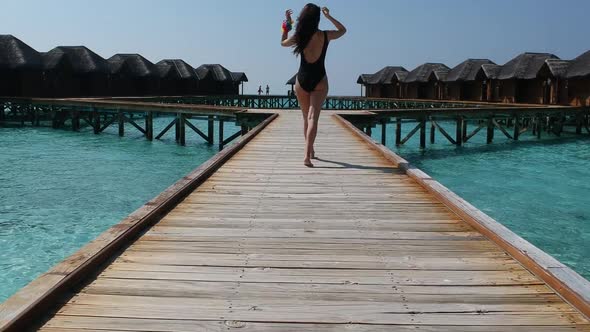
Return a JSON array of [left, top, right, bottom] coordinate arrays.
[[42, 46, 110, 97], [445, 59, 496, 102], [566, 50, 590, 106], [537, 58, 570, 105], [108, 54, 158, 97], [494, 52, 559, 104], [286, 74, 296, 95], [195, 64, 235, 95], [403, 63, 450, 100], [356, 66, 408, 98], [155, 63, 182, 96], [0, 35, 43, 97], [230, 71, 248, 95], [156, 59, 199, 95]]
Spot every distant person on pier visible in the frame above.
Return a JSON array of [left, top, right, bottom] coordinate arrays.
[[258, 85, 263, 95], [281, 4, 346, 167], [266, 85, 270, 95]]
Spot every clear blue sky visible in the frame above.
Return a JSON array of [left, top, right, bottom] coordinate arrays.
[[2, 0, 589, 95]]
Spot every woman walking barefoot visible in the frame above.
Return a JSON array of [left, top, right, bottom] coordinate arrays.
[[281, 4, 346, 167]]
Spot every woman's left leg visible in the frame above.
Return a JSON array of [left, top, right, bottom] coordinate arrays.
[[305, 78, 329, 165]]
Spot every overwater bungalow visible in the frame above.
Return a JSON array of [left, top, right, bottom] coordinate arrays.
[[566, 50, 590, 106], [495, 52, 559, 104], [537, 58, 570, 105], [108, 54, 158, 96], [0, 35, 43, 97], [42, 46, 110, 97], [155, 63, 182, 96], [195, 64, 234, 95], [230, 71, 248, 95], [286, 74, 296, 95], [156, 59, 199, 95], [445, 59, 496, 102], [403, 63, 449, 100], [356, 66, 408, 98]]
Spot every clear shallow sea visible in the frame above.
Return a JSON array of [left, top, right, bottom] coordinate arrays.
[[371, 120, 590, 280], [0, 117, 240, 302]]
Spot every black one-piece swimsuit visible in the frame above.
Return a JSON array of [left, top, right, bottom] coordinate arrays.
[[297, 31, 329, 93]]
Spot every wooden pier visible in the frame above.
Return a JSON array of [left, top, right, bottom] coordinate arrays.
[[1, 109, 590, 331]]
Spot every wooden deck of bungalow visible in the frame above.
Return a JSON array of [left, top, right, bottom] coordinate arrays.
[[1, 110, 590, 331]]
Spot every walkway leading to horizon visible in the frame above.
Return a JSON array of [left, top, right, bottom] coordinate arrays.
[[28, 111, 590, 330]]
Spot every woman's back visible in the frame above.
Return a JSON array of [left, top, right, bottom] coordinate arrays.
[[302, 31, 327, 64]]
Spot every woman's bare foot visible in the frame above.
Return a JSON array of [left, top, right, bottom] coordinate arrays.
[[304, 159, 314, 167]]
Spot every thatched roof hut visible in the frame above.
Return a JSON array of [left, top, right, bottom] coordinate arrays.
[[42, 46, 110, 97], [0, 35, 43, 97], [195, 64, 235, 95], [495, 52, 559, 104], [155, 63, 182, 96], [357, 66, 408, 98], [108, 54, 158, 96], [566, 50, 590, 106], [231, 72, 248, 95], [156, 59, 199, 95], [403, 63, 449, 100], [445, 59, 496, 101]]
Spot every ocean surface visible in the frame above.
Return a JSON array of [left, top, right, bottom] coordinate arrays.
[[371, 120, 590, 280], [0, 117, 241, 302]]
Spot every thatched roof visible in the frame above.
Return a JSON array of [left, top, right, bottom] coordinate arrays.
[[566, 50, 590, 79], [404, 63, 450, 83], [0, 34, 42, 70], [230, 71, 248, 83], [542, 59, 570, 79], [43, 46, 109, 74], [497, 52, 559, 80], [286, 74, 297, 85], [155, 63, 181, 79], [156, 59, 198, 79], [481, 64, 502, 79], [108, 54, 156, 78], [195, 64, 233, 82], [445, 59, 495, 82], [357, 66, 408, 85]]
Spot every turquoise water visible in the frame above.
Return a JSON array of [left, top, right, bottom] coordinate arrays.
[[0, 117, 241, 302], [371, 120, 590, 280]]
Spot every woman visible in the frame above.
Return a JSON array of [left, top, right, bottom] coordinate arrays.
[[281, 4, 346, 167]]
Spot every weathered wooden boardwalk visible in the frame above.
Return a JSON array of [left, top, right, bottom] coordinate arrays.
[[4, 111, 590, 330]]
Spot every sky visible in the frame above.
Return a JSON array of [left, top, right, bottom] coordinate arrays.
[[2, 0, 589, 95]]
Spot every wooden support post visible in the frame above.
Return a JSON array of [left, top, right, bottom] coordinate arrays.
[[179, 113, 186, 146], [537, 116, 542, 139], [456, 117, 462, 146], [395, 118, 401, 146], [93, 109, 100, 134], [430, 120, 435, 144], [462, 118, 467, 142], [576, 114, 583, 135], [118, 111, 124, 137], [241, 124, 248, 135], [146, 112, 153, 141], [366, 125, 372, 136], [175, 114, 180, 142], [207, 115, 214, 144], [486, 117, 494, 144], [420, 118, 426, 149], [218, 118, 225, 150], [513, 116, 520, 140], [381, 119, 387, 145], [72, 111, 80, 131], [0, 103, 4, 123]]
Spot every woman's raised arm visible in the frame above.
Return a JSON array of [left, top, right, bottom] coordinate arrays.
[[281, 9, 296, 47], [322, 7, 346, 40]]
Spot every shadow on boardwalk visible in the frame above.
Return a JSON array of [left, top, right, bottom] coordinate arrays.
[[314, 157, 397, 173]]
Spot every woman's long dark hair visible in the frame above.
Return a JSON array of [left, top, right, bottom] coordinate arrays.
[[293, 3, 321, 55]]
